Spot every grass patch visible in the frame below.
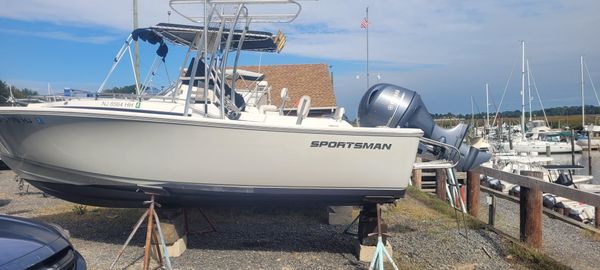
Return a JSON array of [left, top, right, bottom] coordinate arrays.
[[581, 230, 600, 242], [389, 196, 452, 222], [505, 241, 570, 270], [71, 204, 87, 215], [405, 186, 486, 230]]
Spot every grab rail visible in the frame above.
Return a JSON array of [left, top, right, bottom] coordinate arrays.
[[169, 0, 302, 24], [418, 137, 462, 168]]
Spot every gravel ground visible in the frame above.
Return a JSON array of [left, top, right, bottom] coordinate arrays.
[[477, 192, 600, 270], [1, 168, 542, 270], [386, 196, 518, 270]]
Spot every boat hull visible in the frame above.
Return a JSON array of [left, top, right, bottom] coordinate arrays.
[[576, 139, 600, 150], [0, 109, 421, 207], [503, 142, 582, 154]]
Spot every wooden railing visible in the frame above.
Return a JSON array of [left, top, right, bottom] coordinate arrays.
[[469, 167, 600, 248], [411, 165, 600, 248]]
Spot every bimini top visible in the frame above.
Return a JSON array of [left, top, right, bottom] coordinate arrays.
[[148, 23, 286, 53]]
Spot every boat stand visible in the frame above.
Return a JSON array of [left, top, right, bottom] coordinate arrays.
[[343, 215, 360, 236], [414, 160, 469, 238], [367, 204, 399, 270], [183, 208, 217, 235], [15, 176, 46, 196], [109, 194, 172, 270], [445, 167, 469, 238]]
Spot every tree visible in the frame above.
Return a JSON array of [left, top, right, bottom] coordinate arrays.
[[0, 80, 39, 103], [104, 84, 137, 94]]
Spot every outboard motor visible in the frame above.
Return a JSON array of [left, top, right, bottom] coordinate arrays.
[[357, 83, 491, 171], [554, 172, 574, 186], [543, 194, 558, 208]]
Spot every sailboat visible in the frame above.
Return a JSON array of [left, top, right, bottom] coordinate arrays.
[[0, 0, 487, 207], [465, 95, 490, 151], [499, 41, 581, 154], [576, 56, 600, 150]]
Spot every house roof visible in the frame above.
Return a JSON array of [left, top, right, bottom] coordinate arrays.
[[238, 63, 337, 109]]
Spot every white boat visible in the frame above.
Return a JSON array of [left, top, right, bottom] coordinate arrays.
[[508, 138, 581, 154], [491, 42, 581, 154], [513, 121, 581, 154], [470, 136, 491, 152], [0, 100, 423, 206], [552, 196, 596, 223], [0, 1, 461, 207], [576, 134, 600, 150], [484, 152, 552, 192]]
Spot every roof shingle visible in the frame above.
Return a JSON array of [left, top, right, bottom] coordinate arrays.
[[238, 64, 336, 109]]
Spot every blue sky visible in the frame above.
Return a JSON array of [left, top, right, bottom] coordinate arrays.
[[1, 0, 599, 118]]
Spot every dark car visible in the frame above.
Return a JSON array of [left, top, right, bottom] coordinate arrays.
[[0, 215, 86, 270]]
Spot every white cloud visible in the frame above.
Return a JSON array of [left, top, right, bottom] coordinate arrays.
[[0, 28, 116, 44], [2, 1, 598, 66], [1, 0, 599, 114]]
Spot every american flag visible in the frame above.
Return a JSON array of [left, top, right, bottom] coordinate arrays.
[[360, 17, 368, 29]]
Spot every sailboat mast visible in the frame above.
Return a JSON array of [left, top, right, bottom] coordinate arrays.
[[581, 56, 585, 128], [521, 41, 526, 139], [527, 59, 532, 121], [471, 96, 475, 125], [486, 83, 490, 128]]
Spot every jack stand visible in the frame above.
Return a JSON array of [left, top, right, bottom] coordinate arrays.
[[368, 204, 399, 270], [343, 215, 360, 236], [445, 168, 469, 239], [110, 194, 172, 270], [183, 208, 217, 235]]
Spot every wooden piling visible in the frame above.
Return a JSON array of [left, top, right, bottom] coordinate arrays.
[[488, 195, 496, 227], [435, 169, 447, 202], [596, 207, 600, 229], [588, 130, 593, 176], [466, 170, 480, 217], [519, 170, 543, 249], [412, 157, 422, 190], [571, 129, 575, 165], [519, 185, 543, 248]]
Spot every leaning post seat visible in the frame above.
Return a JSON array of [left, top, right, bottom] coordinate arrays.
[[181, 58, 246, 111]]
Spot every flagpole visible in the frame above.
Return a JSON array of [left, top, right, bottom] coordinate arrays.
[[366, 6, 369, 90]]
